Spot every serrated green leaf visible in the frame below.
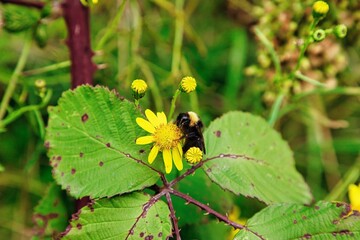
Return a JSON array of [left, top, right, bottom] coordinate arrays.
[[32, 183, 68, 239], [63, 192, 172, 239], [235, 201, 360, 239], [203, 111, 312, 204], [46, 86, 159, 198]]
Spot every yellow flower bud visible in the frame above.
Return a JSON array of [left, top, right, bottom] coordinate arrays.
[[179, 76, 197, 93], [185, 147, 203, 164], [312, 1, 329, 19], [131, 79, 147, 100]]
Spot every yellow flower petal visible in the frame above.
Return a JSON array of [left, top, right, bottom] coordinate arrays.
[[163, 149, 172, 173], [145, 109, 160, 128], [148, 145, 159, 164], [136, 136, 154, 145], [177, 143, 183, 157], [349, 184, 360, 211], [136, 117, 155, 133], [157, 112, 167, 125], [172, 147, 183, 171]]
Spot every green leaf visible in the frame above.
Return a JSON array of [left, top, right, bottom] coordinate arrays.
[[32, 183, 68, 239], [45, 86, 159, 198], [234, 201, 360, 239], [203, 111, 312, 204], [63, 192, 172, 239]]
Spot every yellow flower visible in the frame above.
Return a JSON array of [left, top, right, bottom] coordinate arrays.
[[312, 1, 329, 18], [136, 109, 183, 173], [180, 76, 197, 93], [348, 183, 360, 211], [185, 147, 203, 164]]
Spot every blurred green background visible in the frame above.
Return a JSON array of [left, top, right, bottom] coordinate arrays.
[[0, 0, 359, 239]]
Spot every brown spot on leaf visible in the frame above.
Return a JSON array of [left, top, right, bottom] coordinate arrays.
[[293, 220, 297, 224], [76, 223, 82, 230], [158, 232, 162, 237], [71, 168, 76, 175], [99, 161, 104, 167], [140, 232, 144, 237], [314, 206, 320, 210], [303, 233, 312, 239], [44, 141, 50, 149], [106, 143, 111, 147], [214, 130, 221, 137], [61, 172, 64, 177], [66, 186, 71, 193], [81, 113, 89, 122], [144, 235, 153, 240], [80, 152, 84, 157], [139, 149, 145, 154], [53, 199, 59, 207], [302, 216, 307, 220], [56, 156, 62, 161]]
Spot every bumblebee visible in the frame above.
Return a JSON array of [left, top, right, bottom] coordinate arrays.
[[176, 112, 206, 154]]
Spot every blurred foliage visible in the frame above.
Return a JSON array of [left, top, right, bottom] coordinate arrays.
[[0, 0, 359, 239]]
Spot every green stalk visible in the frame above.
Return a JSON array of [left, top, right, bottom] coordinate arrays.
[[168, 89, 181, 121], [325, 156, 360, 201], [22, 61, 71, 76], [254, 27, 282, 82], [95, 0, 127, 50], [268, 93, 285, 127], [0, 32, 32, 120], [295, 71, 326, 87], [291, 19, 319, 80], [0, 90, 52, 129], [171, 0, 185, 79]]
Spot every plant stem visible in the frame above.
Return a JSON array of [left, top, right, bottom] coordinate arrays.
[[268, 93, 285, 127], [168, 89, 181, 121], [291, 19, 319, 80], [295, 71, 326, 87], [95, 0, 127, 51], [171, 0, 185, 79], [325, 155, 360, 201], [22, 61, 71, 76], [170, 189, 265, 239], [136, 57, 163, 111], [0, 90, 52, 128], [165, 192, 180, 240], [254, 27, 281, 82], [0, 31, 32, 120]]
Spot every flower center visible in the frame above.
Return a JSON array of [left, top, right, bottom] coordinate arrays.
[[153, 123, 182, 150]]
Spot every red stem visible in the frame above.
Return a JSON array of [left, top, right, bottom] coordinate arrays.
[[0, 0, 44, 8], [62, 0, 96, 89]]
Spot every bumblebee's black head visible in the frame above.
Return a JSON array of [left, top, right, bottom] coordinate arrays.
[[176, 112, 203, 129]]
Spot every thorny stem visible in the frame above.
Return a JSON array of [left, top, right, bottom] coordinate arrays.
[[0, 0, 45, 9], [165, 192, 180, 240], [62, 0, 96, 88], [170, 189, 265, 240], [0, 31, 32, 120]]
